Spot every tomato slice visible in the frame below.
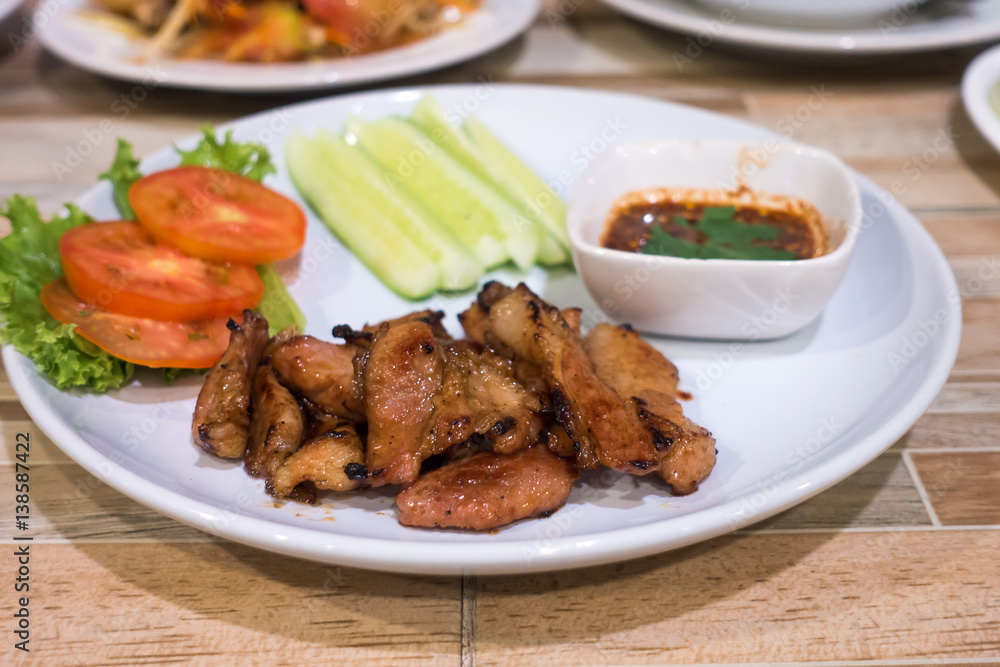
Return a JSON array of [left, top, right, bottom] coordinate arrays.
[[60, 221, 264, 322], [129, 166, 307, 264], [300, 0, 390, 48], [41, 278, 233, 369]]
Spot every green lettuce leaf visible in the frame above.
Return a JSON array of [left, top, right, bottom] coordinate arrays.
[[0, 196, 134, 391], [177, 126, 276, 181], [100, 139, 142, 220], [256, 264, 306, 336], [1, 127, 301, 393], [161, 367, 207, 383]]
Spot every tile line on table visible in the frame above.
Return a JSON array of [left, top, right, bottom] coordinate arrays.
[[901, 450, 944, 527], [461, 575, 477, 667], [739, 525, 1000, 535], [588, 658, 1000, 666], [949, 370, 1000, 382], [898, 446, 1000, 454]]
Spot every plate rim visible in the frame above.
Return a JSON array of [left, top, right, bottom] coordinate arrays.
[[34, 0, 539, 92], [2, 83, 962, 575], [600, 0, 1000, 55]]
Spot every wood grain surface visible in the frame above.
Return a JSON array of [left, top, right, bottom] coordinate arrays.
[[2, 0, 1000, 664]]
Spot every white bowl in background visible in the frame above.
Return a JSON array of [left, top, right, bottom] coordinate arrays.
[[568, 140, 862, 340], [963, 42, 1000, 154], [693, 0, 928, 28]]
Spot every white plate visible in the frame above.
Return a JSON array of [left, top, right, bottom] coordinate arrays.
[[4, 85, 960, 575], [35, 0, 538, 92], [601, 0, 1000, 55], [0, 0, 21, 24], [963, 43, 1000, 153], [694, 0, 930, 28]]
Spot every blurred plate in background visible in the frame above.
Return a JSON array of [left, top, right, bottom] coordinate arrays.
[[694, 0, 930, 29], [601, 0, 1000, 55], [35, 0, 538, 92]]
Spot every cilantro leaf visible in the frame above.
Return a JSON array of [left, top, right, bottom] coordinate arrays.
[[640, 225, 701, 259], [640, 207, 797, 261], [0, 196, 134, 391], [177, 126, 276, 182], [100, 139, 142, 219]]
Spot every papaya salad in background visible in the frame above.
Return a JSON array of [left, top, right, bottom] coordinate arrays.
[[86, 0, 480, 62], [0, 130, 307, 392]]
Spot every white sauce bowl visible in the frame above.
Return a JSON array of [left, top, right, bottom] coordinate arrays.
[[567, 140, 862, 340]]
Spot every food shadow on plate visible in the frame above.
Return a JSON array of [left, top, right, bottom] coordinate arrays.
[[564, 452, 736, 512], [108, 368, 209, 404]]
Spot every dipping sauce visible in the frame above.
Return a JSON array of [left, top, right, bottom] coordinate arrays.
[[600, 187, 829, 260]]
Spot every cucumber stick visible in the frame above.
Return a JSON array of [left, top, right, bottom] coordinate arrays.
[[349, 115, 540, 272], [285, 131, 440, 300], [464, 116, 571, 251], [537, 233, 569, 266], [409, 96, 571, 257], [312, 129, 483, 291]]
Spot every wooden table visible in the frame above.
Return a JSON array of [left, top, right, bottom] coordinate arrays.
[[3, 1, 1000, 664]]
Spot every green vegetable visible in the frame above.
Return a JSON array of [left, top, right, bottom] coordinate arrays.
[[349, 115, 541, 271], [285, 131, 441, 300], [256, 264, 307, 335], [176, 126, 276, 182], [464, 116, 571, 256], [640, 207, 797, 261], [408, 97, 570, 265], [310, 129, 483, 291], [0, 196, 134, 391], [100, 139, 142, 219], [161, 367, 207, 383]]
